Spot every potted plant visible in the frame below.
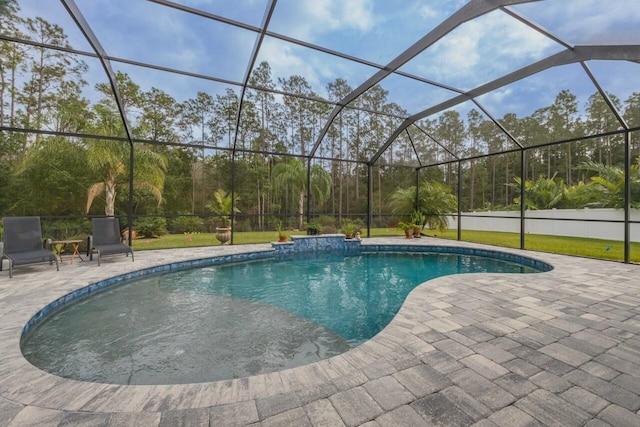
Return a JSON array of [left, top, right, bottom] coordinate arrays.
[[341, 219, 357, 239], [398, 221, 415, 239], [306, 222, 321, 236], [276, 220, 288, 242], [411, 210, 426, 238], [206, 189, 240, 244]]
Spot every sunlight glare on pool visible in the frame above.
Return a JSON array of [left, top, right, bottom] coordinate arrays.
[[21, 251, 540, 385]]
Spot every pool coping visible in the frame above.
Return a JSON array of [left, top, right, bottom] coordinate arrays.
[[1, 237, 639, 424]]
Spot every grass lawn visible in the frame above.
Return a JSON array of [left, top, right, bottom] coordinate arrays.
[[375, 228, 632, 262], [131, 228, 639, 263]]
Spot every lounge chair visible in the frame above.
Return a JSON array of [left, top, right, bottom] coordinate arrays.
[[88, 217, 134, 266], [1, 216, 59, 278]]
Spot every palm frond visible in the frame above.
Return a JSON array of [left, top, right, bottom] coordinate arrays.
[[86, 182, 106, 213]]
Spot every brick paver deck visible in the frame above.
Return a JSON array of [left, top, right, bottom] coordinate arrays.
[[1, 237, 639, 426]]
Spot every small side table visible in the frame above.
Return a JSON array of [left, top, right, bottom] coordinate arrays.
[[51, 239, 84, 264]]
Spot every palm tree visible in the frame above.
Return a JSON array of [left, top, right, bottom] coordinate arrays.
[[85, 106, 167, 216], [390, 181, 457, 232], [85, 141, 167, 216], [273, 159, 331, 230], [205, 188, 240, 227], [579, 160, 640, 208], [510, 173, 567, 210]]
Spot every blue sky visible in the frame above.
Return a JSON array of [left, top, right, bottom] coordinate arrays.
[[18, 0, 640, 124]]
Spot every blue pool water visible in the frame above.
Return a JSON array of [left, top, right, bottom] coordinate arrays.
[[21, 251, 542, 385]]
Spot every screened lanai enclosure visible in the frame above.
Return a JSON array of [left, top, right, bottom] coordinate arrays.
[[1, 0, 640, 262]]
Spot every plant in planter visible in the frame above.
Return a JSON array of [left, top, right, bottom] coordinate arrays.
[[306, 222, 321, 235], [411, 210, 426, 238], [206, 189, 240, 244], [275, 220, 288, 242], [398, 221, 416, 239], [340, 219, 357, 239]]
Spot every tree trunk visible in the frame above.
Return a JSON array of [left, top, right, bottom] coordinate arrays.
[[566, 145, 572, 186], [298, 189, 304, 230], [35, 47, 45, 140], [505, 160, 509, 207], [338, 159, 343, 222], [105, 176, 117, 217], [470, 161, 475, 210], [491, 158, 496, 206], [256, 185, 261, 231], [191, 161, 196, 214], [201, 122, 206, 213], [0, 67, 5, 127], [378, 167, 382, 224], [10, 64, 16, 127], [346, 163, 350, 215]]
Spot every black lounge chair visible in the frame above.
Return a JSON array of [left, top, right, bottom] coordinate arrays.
[[88, 217, 134, 266], [1, 216, 59, 278]]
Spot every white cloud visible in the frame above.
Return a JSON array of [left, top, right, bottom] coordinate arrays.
[[407, 10, 557, 88], [491, 12, 555, 59], [418, 6, 438, 20], [475, 87, 517, 116], [513, 0, 640, 45], [304, 0, 339, 32], [342, 0, 375, 31], [257, 39, 322, 89], [272, 0, 375, 41], [415, 19, 483, 81]]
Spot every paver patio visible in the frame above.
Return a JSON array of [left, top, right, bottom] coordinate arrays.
[[1, 237, 640, 426]]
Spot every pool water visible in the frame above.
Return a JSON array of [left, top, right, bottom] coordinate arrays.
[[21, 251, 540, 385]]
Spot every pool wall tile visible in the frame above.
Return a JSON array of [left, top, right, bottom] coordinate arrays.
[[274, 235, 362, 254], [360, 244, 552, 272]]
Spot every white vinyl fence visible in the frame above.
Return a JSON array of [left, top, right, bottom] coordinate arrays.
[[448, 208, 640, 242]]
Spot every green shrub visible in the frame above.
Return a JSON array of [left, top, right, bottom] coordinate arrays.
[[134, 217, 167, 238], [321, 225, 337, 234], [316, 215, 337, 228], [168, 215, 203, 233]]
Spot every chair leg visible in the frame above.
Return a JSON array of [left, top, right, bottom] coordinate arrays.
[[87, 236, 93, 261], [8, 261, 12, 278]]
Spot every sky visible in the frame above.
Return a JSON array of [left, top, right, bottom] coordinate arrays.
[[16, 0, 640, 125]]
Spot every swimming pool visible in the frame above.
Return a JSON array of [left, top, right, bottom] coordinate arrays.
[[21, 248, 549, 385]]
